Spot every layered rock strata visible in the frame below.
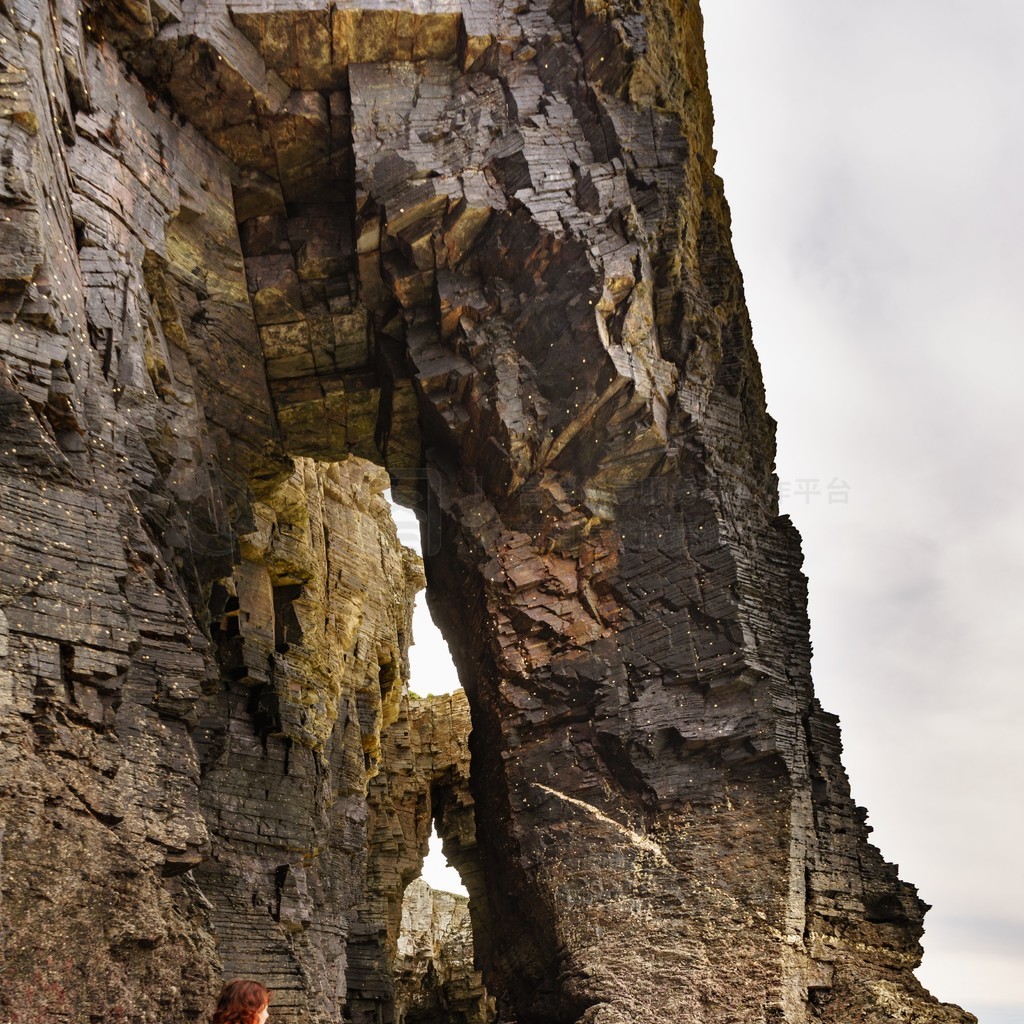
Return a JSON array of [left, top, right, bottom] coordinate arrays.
[[0, 1, 973, 1022], [348, 690, 480, 1024], [195, 457, 423, 1019], [395, 879, 494, 1024]]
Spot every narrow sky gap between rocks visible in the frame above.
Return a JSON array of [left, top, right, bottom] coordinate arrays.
[[421, 825, 469, 897], [386, 490, 462, 697], [386, 490, 467, 897]]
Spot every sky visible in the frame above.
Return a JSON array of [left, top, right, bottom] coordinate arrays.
[[391, 3, 1024, 1017], [386, 497, 467, 896]]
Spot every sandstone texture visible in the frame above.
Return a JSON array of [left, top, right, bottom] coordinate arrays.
[[0, 1, 974, 1023]]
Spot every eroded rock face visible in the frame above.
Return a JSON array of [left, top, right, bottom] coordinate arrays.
[[396, 879, 494, 1024], [195, 457, 424, 1019], [348, 689, 479, 1024], [0, 1, 973, 1022]]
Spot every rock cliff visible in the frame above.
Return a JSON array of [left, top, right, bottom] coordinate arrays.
[[0, 1, 973, 1022], [395, 879, 493, 1024]]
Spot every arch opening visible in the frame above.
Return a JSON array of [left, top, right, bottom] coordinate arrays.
[[386, 489, 462, 701], [420, 825, 468, 898], [156, 27, 797, 1024], [393, 823, 491, 1024]]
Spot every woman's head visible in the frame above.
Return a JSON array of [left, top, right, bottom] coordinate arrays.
[[211, 980, 271, 1024]]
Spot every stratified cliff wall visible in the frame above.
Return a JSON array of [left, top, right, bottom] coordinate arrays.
[[0, 1, 973, 1022], [348, 689, 479, 1024], [395, 879, 493, 1024]]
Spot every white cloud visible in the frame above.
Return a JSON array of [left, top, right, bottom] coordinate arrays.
[[420, 826, 468, 896]]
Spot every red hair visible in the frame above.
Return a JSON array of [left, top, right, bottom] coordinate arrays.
[[211, 980, 271, 1024]]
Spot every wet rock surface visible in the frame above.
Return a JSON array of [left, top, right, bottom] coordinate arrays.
[[0, 1, 974, 1022]]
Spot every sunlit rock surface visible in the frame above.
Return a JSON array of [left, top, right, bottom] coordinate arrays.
[[396, 879, 494, 1024], [349, 690, 477, 1024], [0, 1, 974, 1022]]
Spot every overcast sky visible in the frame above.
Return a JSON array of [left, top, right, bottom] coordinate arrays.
[[396, 3, 1024, 1018]]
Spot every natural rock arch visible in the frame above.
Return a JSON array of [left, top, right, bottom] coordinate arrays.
[[0, 2, 971, 1023]]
